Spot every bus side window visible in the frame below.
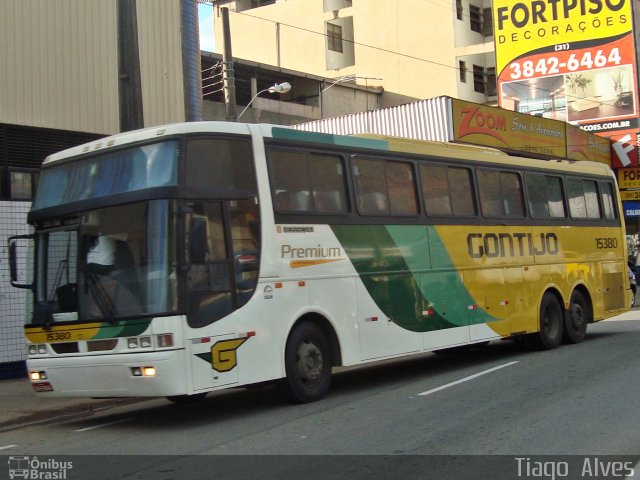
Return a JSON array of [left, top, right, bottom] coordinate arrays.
[[567, 178, 600, 219], [422, 164, 452, 216], [186, 202, 233, 328], [501, 171, 525, 217], [478, 169, 524, 218], [601, 182, 617, 220], [526, 174, 566, 219], [230, 199, 260, 307], [270, 150, 311, 213], [478, 169, 503, 217], [270, 148, 347, 215], [353, 158, 417, 216], [290, 191, 311, 211]]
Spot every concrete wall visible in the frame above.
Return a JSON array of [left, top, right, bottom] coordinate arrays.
[[0, 0, 119, 134], [0, 0, 187, 135]]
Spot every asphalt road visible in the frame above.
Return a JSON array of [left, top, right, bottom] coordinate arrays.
[[2, 317, 640, 479]]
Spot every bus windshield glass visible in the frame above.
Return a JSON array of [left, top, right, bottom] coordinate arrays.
[[32, 140, 179, 210], [37, 200, 177, 322]]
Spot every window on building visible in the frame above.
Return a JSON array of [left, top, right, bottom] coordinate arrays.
[[473, 65, 485, 93], [9, 170, 35, 200], [469, 5, 482, 33], [327, 23, 343, 53], [485, 67, 496, 96], [482, 7, 493, 36], [251, 0, 276, 8], [459, 61, 467, 83], [456, 0, 463, 20]]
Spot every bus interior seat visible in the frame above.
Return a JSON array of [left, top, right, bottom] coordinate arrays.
[[360, 192, 388, 213], [289, 191, 311, 211], [314, 191, 342, 212]]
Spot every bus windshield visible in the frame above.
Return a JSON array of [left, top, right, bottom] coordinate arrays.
[[32, 140, 179, 211], [36, 200, 177, 323]]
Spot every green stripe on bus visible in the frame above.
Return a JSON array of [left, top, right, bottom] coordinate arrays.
[[331, 224, 496, 332], [92, 319, 152, 339], [271, 127, 389, 151]]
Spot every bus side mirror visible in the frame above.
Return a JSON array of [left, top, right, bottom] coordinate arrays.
[[189, 217, 208, 264], [8, 235, 35, 290]]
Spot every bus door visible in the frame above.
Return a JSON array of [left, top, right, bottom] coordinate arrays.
[[183, 200, 260, 390]]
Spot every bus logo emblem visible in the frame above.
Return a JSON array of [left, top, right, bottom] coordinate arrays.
[[211, 337, 249, 372]]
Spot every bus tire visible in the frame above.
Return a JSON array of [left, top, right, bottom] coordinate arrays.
[[528, 292, 563, 350], [278, 322, 332, 404], [563, 291, 589, 344]]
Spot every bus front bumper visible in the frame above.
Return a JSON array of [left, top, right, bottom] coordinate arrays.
[[26, 349, 190, 398]]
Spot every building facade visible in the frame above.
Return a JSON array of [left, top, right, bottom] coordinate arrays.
[[211, 0, 497, 110]]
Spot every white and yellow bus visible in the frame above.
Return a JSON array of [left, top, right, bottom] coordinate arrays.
[[10, 122, 629, 403]]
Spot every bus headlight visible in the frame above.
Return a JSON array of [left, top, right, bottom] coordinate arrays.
[[28, 344, 47, 355], [131, 366, 157, 377], [29, 371, 47, 381]]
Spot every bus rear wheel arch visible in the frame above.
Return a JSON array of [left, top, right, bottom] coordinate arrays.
[[277, 317, 338, 403]]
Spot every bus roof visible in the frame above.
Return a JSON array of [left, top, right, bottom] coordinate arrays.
[[42, 121, 615, 180]]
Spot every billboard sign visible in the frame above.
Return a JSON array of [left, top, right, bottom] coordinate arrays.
[[618, 167, 640, 188], [451, 99, 566, 156], [623, 200, 640, 216], [450, 98, 611, 164], [493, 0, 639, 168]]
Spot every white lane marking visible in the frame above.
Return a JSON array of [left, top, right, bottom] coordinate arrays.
[[74, 418, 132, 432], [0, 444, 18, 450], [418, 361, 520, 396]]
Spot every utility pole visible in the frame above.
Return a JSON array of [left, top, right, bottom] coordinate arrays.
[[116, 0, 144, 132], [221, 7, 237, 121], [181, 0, 203, 122]]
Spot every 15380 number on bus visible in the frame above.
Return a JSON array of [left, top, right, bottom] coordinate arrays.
[[595, 238, 618, 249]]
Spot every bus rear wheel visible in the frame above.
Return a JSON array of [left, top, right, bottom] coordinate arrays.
[[278, 322, 332, 403], [527, 292, 563, 350], [563, 291, 589, 344]]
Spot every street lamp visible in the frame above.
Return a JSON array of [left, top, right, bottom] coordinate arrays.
[[238, 82, 292, 120], [321, 74, 382, 92]]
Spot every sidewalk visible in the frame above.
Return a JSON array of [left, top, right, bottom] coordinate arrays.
[[0, 378, 147, 432]]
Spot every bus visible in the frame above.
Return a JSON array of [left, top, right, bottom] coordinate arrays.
[[9, 121, 630, 403]]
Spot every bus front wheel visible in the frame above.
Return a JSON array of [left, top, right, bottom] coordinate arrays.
[[563, 291, 589, 344], [528, 292, 563, 350], [278, 322, 332, 403]]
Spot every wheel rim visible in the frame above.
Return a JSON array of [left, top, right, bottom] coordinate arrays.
[[569, 302, 585, 331], [295, 340, 324, 385]]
